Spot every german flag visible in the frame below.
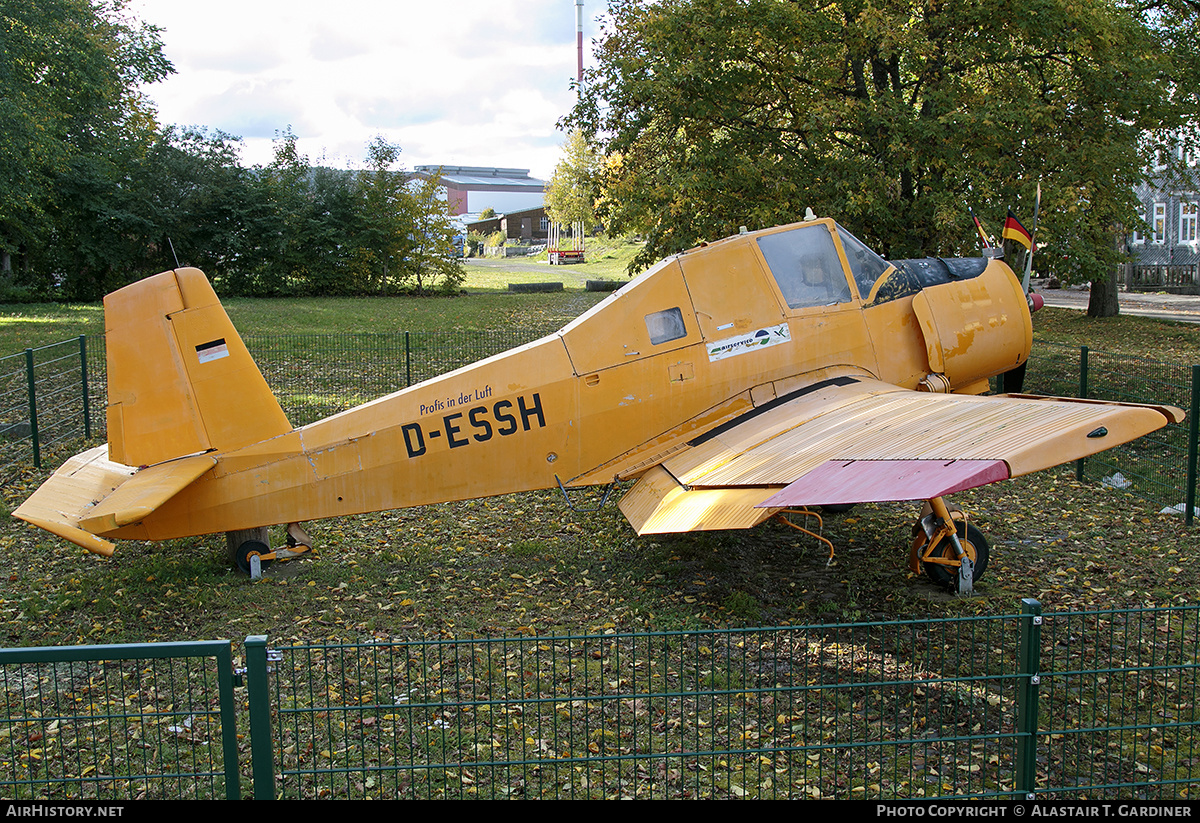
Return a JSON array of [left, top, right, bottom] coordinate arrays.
[[969, 207, 992, 248], [1002, 209, 1033, 250]]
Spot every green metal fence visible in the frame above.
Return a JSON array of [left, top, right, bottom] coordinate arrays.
[[0, 337, 92, 479], [0, 640, 240, 799], [247, 603, 1200, 800], [2, 602, 1196, 799], [251, 616, 1028, 799], [1021, 342, 1200, 525], [1035, 605, 1200, 800], [5, 331, 1200, 524]]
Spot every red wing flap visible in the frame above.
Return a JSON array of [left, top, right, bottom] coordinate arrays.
[[756, 459, 1010, 508]]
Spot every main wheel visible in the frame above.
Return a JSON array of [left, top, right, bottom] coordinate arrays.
[[923, 521, 989, 588], [821, 503, 857, 514]]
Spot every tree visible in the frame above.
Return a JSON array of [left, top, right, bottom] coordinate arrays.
[[304, 162, 361, 295], [216, 127, 314, 296], [545, 129, 601, 228], [567, 0, 1199, 304], [355, 136, 410, 295], [401, 170, 465, 295], [0, 0, 173, 296]]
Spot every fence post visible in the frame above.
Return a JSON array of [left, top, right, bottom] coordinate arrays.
[[24, 348, 39, 469], [1187, 365, 1199, 528], [214, 641, 243, 800], [1014, 598, 1043, 799], [245, 635, 276, 800], [1075, 346, 1088, 481], [78, 335, 91, 441], [405, 331, 412, 388]]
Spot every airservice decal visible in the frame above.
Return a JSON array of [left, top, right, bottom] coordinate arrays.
[[707, 324, 790, 362]]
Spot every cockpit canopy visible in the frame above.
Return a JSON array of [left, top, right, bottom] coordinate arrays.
[[755, 222, 986, 309]]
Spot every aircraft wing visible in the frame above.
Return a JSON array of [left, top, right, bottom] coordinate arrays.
[[619, 376, 1183, 535]]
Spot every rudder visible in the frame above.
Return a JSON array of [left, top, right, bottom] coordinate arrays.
[[105, 268, 291, 466]]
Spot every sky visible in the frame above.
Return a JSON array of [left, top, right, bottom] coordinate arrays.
[[129, 0, 601, 180]]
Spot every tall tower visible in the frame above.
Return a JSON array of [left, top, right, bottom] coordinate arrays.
[[575, 0, 584, 86]]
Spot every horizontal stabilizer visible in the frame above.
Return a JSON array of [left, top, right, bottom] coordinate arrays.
[[77, 454, 216, 533], [15, 513, 117, 557], [13, 446, 215, 556]]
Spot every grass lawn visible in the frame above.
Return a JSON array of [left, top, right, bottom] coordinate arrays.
[[0, 285, 1195, 643], [461, 236, 644, 292], [0, 290, 608, 353], [1033, 304, 1200, 364], [0, 303, 106, 353], [224, 290, 607, 337]]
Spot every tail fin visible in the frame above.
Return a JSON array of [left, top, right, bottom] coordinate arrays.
[[104, 268, 291, 466]]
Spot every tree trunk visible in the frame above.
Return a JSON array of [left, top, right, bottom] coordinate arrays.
[[1087, 268, 1120, 317]]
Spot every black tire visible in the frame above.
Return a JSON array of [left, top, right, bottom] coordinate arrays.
[[227, 527, 271, 574], [821, 503, 857, 514], [923, 521, 989, 588], [234, 540, 271, 575]]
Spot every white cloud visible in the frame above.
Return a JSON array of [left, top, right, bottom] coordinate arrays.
[[131, 0, 598, 177]]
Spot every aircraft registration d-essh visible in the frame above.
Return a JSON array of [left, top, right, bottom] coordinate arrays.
[[14, 216, 1184, 593]]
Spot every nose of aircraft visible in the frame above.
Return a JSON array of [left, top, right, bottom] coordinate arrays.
[[1029, 292, 1044, 312]]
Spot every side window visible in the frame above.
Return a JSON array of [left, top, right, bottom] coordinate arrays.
[[1181, 202, 1197, 243], [645, 307, 687, 345], [756, 226, 853, 309]]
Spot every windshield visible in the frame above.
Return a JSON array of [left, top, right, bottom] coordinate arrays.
[[836, 224, 890, 300], [756, 224, 853, 309]]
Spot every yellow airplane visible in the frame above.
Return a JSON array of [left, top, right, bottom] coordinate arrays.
[[13, 216, 1184, 592]]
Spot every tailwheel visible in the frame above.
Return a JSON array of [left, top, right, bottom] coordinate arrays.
[[234, 539, 272, 575], [226, 523, 314, 578], [922, 521, 989, 590], [226, 527, 273, 577]]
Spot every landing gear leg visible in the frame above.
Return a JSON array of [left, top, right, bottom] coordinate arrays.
[[285, 522, 313, 552], [909, 498, 990, 595], [775, 509, 836, 566]]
